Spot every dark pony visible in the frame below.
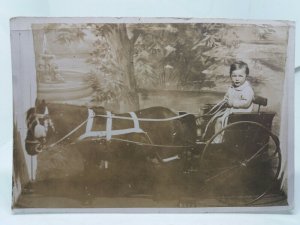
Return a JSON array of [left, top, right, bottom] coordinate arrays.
[[25, 100, 197, 180]]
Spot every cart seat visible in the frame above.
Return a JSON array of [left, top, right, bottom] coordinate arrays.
[[253, 96, 268, 113], [253, 96, 267, 106]]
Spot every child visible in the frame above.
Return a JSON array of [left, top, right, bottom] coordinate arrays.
[[212, 61, 254, 143]]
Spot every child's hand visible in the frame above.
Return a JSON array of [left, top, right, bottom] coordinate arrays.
[[223, 96, 231, 107], [223, 97, 233, 108], [223, 95, 229, 102], [227, 99, 233, 107]]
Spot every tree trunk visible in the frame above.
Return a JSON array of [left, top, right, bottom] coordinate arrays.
[[125, 43, 140, 111], [107, 24, 140, 112]]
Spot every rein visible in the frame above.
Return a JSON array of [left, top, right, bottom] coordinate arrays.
[[47, 119, 89, 148], [31, 103, 227, 153], [43, 110, 196, 151], [94, 112, 193, 122], [78, 136, 197, 149]]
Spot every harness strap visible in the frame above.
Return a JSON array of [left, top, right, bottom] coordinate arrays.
[[79, 128, 145, 140], [25, 140, 41, 144], [86, 109, 95, 133], [79, 110, 145, 141], [106, 111, 112, 141], [94, 112, 192, 122], [129, 112, 141, 131]]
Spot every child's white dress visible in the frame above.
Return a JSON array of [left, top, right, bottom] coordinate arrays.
[[225, 81, 254, 113], [206, 81, 254, 142]]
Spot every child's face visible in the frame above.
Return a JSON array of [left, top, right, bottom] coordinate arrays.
[[230, 68, 247, 87]]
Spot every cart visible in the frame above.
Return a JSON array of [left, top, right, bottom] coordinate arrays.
[[184, 96, 282, 205]]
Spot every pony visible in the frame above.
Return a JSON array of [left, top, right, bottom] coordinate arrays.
[[25, 100, 197, 179]]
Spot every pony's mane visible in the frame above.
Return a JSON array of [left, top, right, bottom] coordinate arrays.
[[26, 107, 36, 123], [25, 107, 38, 136], [91, 106, 106, 115]]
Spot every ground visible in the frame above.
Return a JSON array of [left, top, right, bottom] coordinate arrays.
[[14, 143, 287, 209]]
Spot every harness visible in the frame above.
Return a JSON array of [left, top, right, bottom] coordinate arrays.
[[79, 109, 145, 141], [27, 108, 197, 163], [46, 108, 193, 149], [24, 107, 197, 158]]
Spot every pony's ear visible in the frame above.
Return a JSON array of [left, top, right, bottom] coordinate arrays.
[[35, 98, 39, 107], [35, 99, 47, 114], [41, 99, 47, 110], [35, 99, 46, 107]]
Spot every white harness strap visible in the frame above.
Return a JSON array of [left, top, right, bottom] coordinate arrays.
[[86, 109, 95, 133], [106, 111, 113, 141], [79, 110, 144, 141], [129, 112, 141, 132]]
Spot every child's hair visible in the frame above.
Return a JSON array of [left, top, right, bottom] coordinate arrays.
[[229, 61, 249, 76]]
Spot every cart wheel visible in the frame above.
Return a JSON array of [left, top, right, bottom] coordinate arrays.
[[199, 121, 282, 206]]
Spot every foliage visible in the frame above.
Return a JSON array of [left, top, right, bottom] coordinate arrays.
[[84, 23, 268, 93], [252, 24, 276, 41], [42, 24, 86, 45], [55, 27, 86, 45], [85, 70, 125, 103], [84, 25, 131, 105], [43, 22, 283, 105], [133, 23, 241, 90]]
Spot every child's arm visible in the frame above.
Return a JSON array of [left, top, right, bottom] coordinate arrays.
[[223, 90, 229, 102]]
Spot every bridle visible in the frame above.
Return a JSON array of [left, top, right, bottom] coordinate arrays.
[[25, 106, 55, 155]]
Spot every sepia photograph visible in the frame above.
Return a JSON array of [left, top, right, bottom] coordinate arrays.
[[11, 17, 294, 212]]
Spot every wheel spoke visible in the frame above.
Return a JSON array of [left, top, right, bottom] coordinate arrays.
[[244, 142, 269, 164], [204, 165, 240, 183], [199, 121, 282, 206]]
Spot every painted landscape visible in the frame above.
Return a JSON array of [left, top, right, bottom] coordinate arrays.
[[32, 23, 288, 114]]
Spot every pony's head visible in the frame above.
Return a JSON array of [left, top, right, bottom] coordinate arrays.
[[25, 99, 55, 155]]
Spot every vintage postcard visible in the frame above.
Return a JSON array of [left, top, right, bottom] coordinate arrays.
[[11, 17, 294, 213]]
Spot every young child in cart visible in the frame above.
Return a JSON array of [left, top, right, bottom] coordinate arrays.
[[201, 61, 255, 143]]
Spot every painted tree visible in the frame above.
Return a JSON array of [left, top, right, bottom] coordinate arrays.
[[85, 24, 142, 111]]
